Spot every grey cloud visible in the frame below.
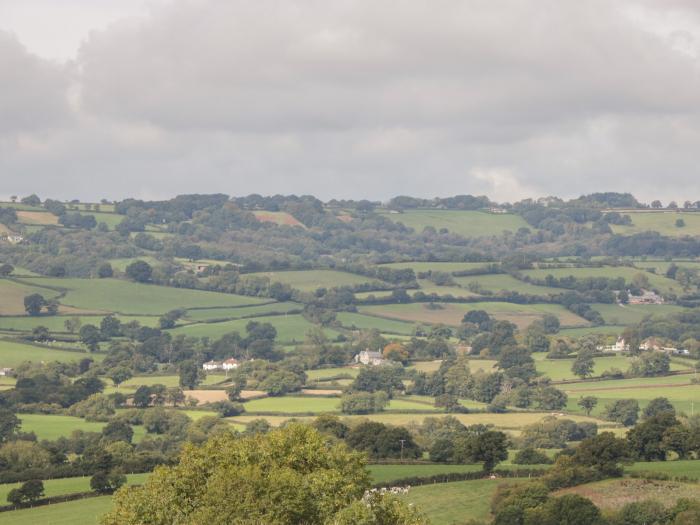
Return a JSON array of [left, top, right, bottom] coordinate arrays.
[[3, 1, 700, 202], [0, 31, 71, 135]]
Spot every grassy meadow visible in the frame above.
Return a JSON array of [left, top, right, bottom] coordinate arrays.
[[240, 270, 385, 292], [0, 279, 61, 316], [183, 302, 300, 321], [609, 211, 700, 237], [169, 314, 338, 343], [0, 495, 114, 525], [521, 266, 681, 295], [359, 302, 588, 329], [0, 339, 100, 367], [380, 210, 530, 237], [17, 277, 266, 315], [336, 311, 417, 335]]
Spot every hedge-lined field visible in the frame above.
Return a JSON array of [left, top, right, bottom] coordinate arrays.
[[18, 278, 266, 315], [0, 339, 100, 367], [379, 210, 530, 237]]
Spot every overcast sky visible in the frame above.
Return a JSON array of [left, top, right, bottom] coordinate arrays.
[[1, 0, 700, 203]]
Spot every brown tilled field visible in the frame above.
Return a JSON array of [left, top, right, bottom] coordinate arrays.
[[555, 478, 700, 510], [16, 211, 59, 225], [252, 211, 305, 228], [184, 389, 266, 404]]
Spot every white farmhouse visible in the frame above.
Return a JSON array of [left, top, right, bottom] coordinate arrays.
[[222, 358, 239, 370], [354, 350, 385, 366], [202, 360, 222, 371]]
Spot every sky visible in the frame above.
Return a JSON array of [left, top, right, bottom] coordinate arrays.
[[1, 0, 700, 203]]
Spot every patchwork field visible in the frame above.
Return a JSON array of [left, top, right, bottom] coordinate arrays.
[[369, 464, 482, 484], [252, 210, 305, 228], [400, 479, 514, 524], [610, 211, 700, 237], [632, 259, 700, 274], [0, 279, 61, 315], [380, 210, 531, 237], [18, 413, 145, 441], [184, 302, 299, 322], [169, 314, 338, 343], [336, 311, 417, 335], [18, 278, 266, 315], [0, 314, 160, 333], [521, 266, 681, 295], [0, 473, 149, 504], [591, 303, 688, 325], [627, 459, 700, 479], [241, 270, 384, 292], [0, 339, 101, 367], [534, 354, 636, 381], [0, 495, 113, 525], [561, 375, 700, 416], [452, 274, 560, 296], [380, 261, 498, 273], [359, 302, 588, 329]]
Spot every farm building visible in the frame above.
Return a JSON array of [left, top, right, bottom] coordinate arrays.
[[222, 358, 239, 370], [354, 350, 385, 366], [202, 360, 222, 371], [628, 290, 664, 305], [599, 337, 629, 353], [0, 367, 13, 376]]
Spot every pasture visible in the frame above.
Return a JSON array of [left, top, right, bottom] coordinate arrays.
[[0, 339, 100, 367], [252, 210, 305, 228], [19, 414, 109, 441], [558, 325, 626, 338], [358, 302, 588, 329], [562, 376, 700, 416], [414, 280, 477, 298], [369, 463, 482, 484], [521, 266, 681, 295], [184, 302, 299, 322], [0, 495, 113, 525], [305, 367, 359, 381], [0, 314, 160, 333], [0, 279, 60, 315], [591, 303, 688, 325], [400, 478, 515, 524], [19, 278, 266, 315], [627, 459, 700, 479], [240, 269, 384, 292], [169, 314, 337, 343], [533, 354, 637, 381], [107, 256, 161, 272], [610, 211, 700, 237], [380, 261, 498, 273], [452, 273, 560, 296], [633, 259, 700, 274], [336, 312, 416, 335], [0, 473, 149, 504], [380, 209, 530, 237]]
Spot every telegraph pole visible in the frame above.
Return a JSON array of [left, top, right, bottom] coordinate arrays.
[[400, 439, 406, 462]]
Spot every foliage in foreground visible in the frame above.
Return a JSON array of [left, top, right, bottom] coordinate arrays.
[[102, 423, 426, 525]]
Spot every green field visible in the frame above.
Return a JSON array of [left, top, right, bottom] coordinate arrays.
[[627, 459, 700, 479], [414, 280, 477, 298], [632, 259, 700, 274], [561, 375, 700, 416], [521, 266, 681, 295], [117, 374, 225, 389], [241, 270, 384, 292], [336, 312, 416, 335], [0, 279, 61, 316], [534, 355, 636, 381], [610, 211, 700, 237], [591, 303, 688, 325], [184, 302, 300, 322], [107, 256, 162, 272], [0, 315, 160, 333], [0, 473, 149, 505], [169, 314, 338, 343], [305, 367, 359, 381], [452, 274, 560, 296], [243, 396, 341, 413], [400, 478, 514, 524], [19, 414, 108, 441], [359, 302, 588, 330], [18, 278, 266, 315], [558, 325, 626, 338], [380, 210, 531, 238], [380, 262, 498, 273], [0, 339, 100, 367], [0, 495, 113, 525], [369, 463, 482, 484]]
